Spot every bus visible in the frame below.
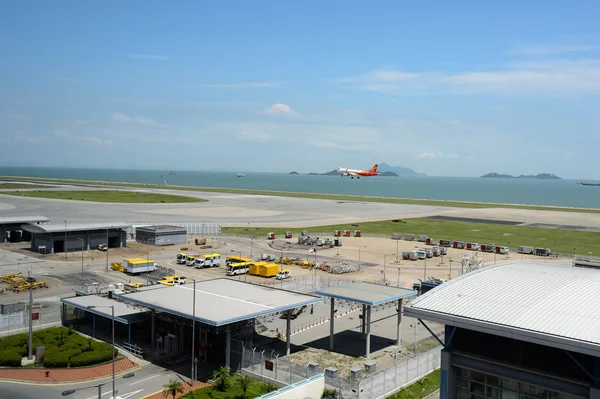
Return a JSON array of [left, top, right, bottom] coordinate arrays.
[[186, 255, 199, 266], [194, 253, 222, 268], [176, 253, 187, 264], [226, 255, 252, 266], [226, 262, 250, 276]]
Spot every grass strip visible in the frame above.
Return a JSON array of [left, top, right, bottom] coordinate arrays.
[[1, 189, 205, 203], [387, 369, 441, 399], [0, 175, 598, 214], [222, 218, 600, 255], [0, 183, 52, 189]]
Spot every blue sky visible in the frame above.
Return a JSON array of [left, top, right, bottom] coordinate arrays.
[[1, 1, 600, 179]]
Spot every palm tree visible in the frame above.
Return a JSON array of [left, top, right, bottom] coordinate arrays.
[[162, 379, 185, 399], [237, 375, 253, 398], [212, 366, 232, 391]]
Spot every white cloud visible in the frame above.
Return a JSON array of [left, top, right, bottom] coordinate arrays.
[[506, 43, 600, 57], [416, 151, 458, 160], [340, 46, 600, 95], [0, 112, 31, 121], [112, 112, 156, 125], [264, 103, 298, 116], [83, 137, 113, 147], [442, 119, 461, 125], [417, 151, 443, 160], [53, 128, 70, 137], [14, 131, 40, 143], [127, 53, 170, 60], [236, 131, 274, 143], [201, 82, 278, 89]]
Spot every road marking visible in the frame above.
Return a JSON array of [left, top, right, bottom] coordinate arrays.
[[129, 374, 161, 386], [87, 390, 111, 399], [113, 389, 144, 399]]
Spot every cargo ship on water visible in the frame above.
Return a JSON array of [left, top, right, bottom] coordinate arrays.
[[578, 182, 600, 186]]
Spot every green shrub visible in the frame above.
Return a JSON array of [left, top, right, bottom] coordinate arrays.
[[44, 348, 82, 368], [0, 333, 28, 350], [69, 348, 116, 367], [0, 349, 22, 367]]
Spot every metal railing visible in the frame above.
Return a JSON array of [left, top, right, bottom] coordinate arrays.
[[0, 303, 61, 336]]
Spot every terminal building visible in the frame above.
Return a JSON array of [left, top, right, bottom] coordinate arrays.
[[0, 215, 49, 243], [22, 222, 130, 254], [405, 262, 600, 399]]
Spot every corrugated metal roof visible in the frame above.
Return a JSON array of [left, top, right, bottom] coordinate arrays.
[[21, 222, 131, 234], [0, 215, 49, 225], [61, 295, 147, 325], [405, 262, 600, 356], [116, 278, 321, 326], [316, 282, 417, 305]]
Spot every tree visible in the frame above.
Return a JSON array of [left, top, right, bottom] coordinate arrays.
[[321, 388, 338, 399], [237, 375, 253, 398], [162, 379, 185, 399], [261, 383, 277, 394], [212, 366, 232, 391]]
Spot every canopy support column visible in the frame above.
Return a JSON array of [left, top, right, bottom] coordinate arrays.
[[329, 298, 335, 350]]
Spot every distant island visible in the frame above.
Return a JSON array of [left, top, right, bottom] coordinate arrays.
[[288, 171, 299, 175], [481, 172, 561, 180]]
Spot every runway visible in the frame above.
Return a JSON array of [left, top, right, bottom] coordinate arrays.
[[1, 184, 600, 230]]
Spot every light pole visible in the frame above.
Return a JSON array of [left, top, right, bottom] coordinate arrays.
[[61, 373, 135, 398], [397, 266, 401, 287], [250, 237, 254, 259], [423, 256, 427, 281], [105, 228, 109, 272], [64, 220, 68, 261], [27, 269, 35, 360], [88, 305, 115, 396], [191, 279, 196, 383], [409, 322, 420, 354], [590, 252, 593, 261], [396, 240, 399, 264], [573, 247, 576, 259], [77, 238, 84, 290]]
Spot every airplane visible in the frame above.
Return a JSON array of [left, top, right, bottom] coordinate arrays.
[[336, 164, 379, 179]]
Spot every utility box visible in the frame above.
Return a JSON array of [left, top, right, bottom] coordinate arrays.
[[35, 346, 46, 364], [324, 367, 338, 378], [350, 367, 362, 379], [364, 362, 377, 373], [308, 362, 319, 372]]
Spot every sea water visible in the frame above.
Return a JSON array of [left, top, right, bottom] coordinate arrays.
[[0, 166, 598, 209]]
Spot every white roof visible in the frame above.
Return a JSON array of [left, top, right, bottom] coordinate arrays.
[[405, 262, 600, 357], [22, 222, 130, 233], [61, 295, 147, 324], [117, 278, 321, 326], [316, 282, 416, 305], [0, 215, 49, 224]]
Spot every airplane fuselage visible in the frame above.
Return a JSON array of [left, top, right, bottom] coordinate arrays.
[[336, 165, 378, 179]]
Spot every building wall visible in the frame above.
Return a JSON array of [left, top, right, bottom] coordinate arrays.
[[30, 229, 127, 254], [442, 326, 595, 399], [136, 231, 187, 246]]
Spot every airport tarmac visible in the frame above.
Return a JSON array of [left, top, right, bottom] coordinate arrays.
[[1, 184, 600, 229]]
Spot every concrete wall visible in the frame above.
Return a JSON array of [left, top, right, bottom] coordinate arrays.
[[254, 374, 325, 399], [136, 231, 187, 246]]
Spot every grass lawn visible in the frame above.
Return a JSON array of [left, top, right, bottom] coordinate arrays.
[[184, 374, 276, 398], [0, 326, 117, 368], [1, 189, 205, 203], [222, 218, 600, 255], [387, 369, 440, 399], [0, 183, 52, 189], [1, 175, 598, 214]]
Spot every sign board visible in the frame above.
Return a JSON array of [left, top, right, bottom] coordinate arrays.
[[0, 311, 24, 328], [265, 360, 274, 371], [32, 312, 40, 321]]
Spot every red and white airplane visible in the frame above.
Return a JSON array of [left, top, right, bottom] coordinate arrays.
[[336, 164, 379, 179]]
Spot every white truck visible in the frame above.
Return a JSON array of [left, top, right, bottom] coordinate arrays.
[[123, 258, 157, 274]]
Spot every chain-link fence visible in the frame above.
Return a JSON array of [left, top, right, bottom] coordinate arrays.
[[0, 302, 61, 337], [241, 347, 321, 386], [355, 346, 441, 399], [253, 274, 360, 293]]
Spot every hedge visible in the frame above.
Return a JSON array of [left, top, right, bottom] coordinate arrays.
[[43, 348, 82, 368], [69, 349, 115, 367], [0, 349, 22, 367]]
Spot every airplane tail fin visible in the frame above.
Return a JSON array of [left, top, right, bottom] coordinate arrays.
[[369, 164, 378, 173]]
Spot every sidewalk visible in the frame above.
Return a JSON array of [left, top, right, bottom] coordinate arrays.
[[0, 358, 139, 383], [141, 380, 211, 399]]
